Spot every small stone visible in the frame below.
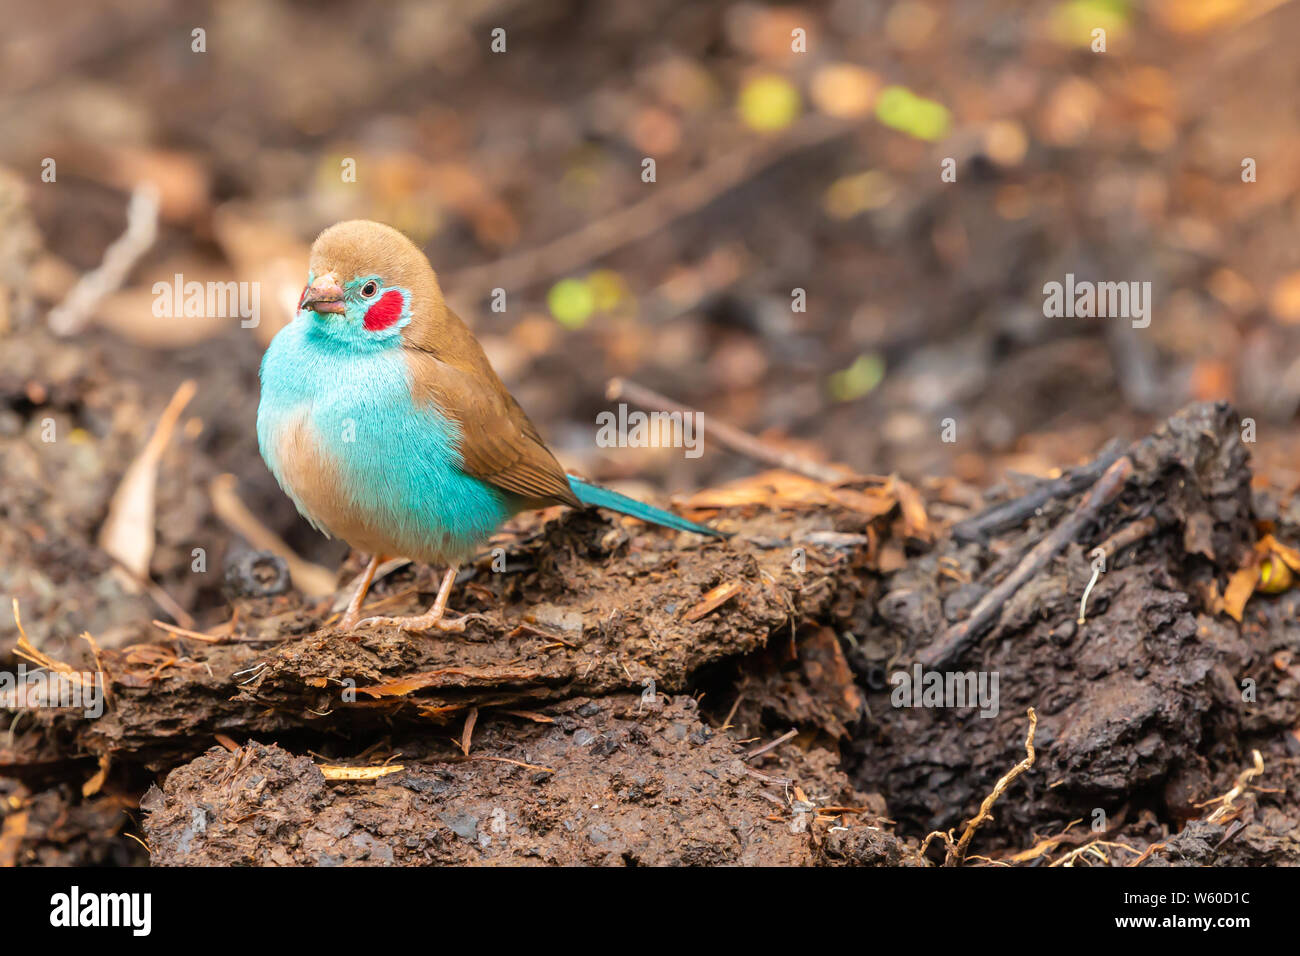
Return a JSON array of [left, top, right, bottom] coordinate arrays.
[[223, 550, 291, 598], [438, 811, 479, 841], [1050, 619, 1076, 646], [663, 722, 689, 742], [401, 772, 452, 796], [943, 583, 988, 620]]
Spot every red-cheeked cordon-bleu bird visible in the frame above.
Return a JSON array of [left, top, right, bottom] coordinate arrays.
[[257, 220, 724, 633]]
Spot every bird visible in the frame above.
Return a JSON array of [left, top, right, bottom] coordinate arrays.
[[257, 219, 725, 633]]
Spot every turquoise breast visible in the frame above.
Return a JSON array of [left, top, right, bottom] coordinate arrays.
[[257, 316, 513, 563]]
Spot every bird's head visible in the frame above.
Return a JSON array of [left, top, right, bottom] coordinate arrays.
[[298, 220, 445, 350]]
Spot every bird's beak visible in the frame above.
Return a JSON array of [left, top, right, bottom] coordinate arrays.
[[300, 273, 346, 315]]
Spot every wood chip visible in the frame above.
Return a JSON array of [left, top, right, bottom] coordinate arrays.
[[460, 707, 479, 756], [683, 580, 744, 621], [317, 764, 405, 781]]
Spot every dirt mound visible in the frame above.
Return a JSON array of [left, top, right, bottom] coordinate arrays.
[[5, 403, 1297, 866]]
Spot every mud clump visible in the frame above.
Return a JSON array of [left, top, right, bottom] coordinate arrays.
[[142, 695, 914, 866], [850, 402, 1299, 864], [8, 403, 1299, 867]]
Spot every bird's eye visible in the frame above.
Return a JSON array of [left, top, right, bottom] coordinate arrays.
[[360, 280, 379, 298]]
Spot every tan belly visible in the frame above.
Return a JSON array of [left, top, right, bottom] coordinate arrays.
[[275, 415, 405, 557]]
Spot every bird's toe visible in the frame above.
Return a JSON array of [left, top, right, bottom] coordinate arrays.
[[430, 612, 490, 633]]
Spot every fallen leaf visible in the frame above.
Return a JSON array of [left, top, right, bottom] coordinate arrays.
[[1222, 556, 1261, 621], [98, 379, 197, 590], [1259, 534, 1300, 573], [891, 476, 931, 540]]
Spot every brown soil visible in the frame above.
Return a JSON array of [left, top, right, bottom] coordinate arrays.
[[5, 398, 1298, 866]]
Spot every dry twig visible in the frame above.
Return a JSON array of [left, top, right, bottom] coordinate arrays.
[[744, 727, 798, 761], [920, 458, 1133, 669], [49, 183, 160, 335], [459, 707, 479, 757], [607, 377, 852, 484], [1202, 749, 1265, 822], [951, 442, 1126, 543], [946, 707, 1038, 866]]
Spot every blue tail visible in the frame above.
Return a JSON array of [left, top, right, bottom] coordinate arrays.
[[568, 476, 727, 538]]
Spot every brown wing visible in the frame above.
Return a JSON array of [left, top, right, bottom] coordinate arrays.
[[403, 333, 580, 509]]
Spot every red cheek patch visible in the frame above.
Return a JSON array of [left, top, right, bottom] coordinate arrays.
[[364, 290, 405, 331]]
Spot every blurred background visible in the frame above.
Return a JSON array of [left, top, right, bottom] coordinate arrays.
[[2, 0, 1299, 650]]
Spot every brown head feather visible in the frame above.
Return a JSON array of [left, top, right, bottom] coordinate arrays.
[[309, 220, 445, 319]]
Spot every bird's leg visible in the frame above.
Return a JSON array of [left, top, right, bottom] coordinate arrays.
[[356, 565, 487, 634], [337, 553, 384, 630]]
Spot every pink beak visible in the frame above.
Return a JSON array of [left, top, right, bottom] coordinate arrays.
[[301, 273, 346, 315]]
